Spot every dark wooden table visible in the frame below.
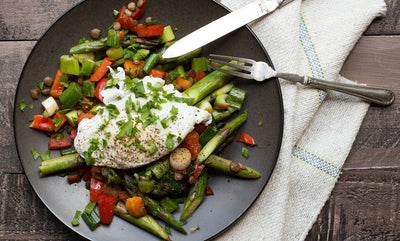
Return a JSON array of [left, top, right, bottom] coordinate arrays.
[[1, 0, 399, 240]]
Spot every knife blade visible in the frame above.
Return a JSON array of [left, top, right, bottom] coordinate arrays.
[[162, 0, 290, 59]]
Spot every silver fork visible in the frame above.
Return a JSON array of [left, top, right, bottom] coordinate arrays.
[[209, 54, 395, 106]]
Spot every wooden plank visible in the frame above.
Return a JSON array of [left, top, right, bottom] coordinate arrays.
[[306, 169, 400, 240], [365, 0, 400, 35], [0, 41, 35, 173], [0, 0, 398, 41], [0, 0, 82, 41], [0, 173, 85, 240]]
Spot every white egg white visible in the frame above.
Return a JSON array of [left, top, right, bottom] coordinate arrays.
[[74, 68, 211, 169]]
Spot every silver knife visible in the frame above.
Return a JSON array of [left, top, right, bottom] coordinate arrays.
[[162, 0, 291, 59]]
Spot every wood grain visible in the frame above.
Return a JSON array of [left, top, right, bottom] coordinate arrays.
[[0, 0, 399, 240]]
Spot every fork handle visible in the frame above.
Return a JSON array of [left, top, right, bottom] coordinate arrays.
[[277, 73, 395, 106]]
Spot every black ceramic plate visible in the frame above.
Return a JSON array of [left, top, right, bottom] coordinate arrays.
[[14, 0, 283, 240]]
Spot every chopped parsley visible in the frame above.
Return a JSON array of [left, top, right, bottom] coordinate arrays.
[[31, 147, 40, 160], [37, 82, 44, 90], [40, 150, 51, 161], [59, 74, 69, 88], [241, 147, 249, 159], [147, 141, 158, 155], [19, 100, 33, 112], [258, 121, 263, 126], [165, 134, 176, 149], [105, 104, 120, 119], [170, 105, 179, 115]]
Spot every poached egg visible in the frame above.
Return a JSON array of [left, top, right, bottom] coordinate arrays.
[[74, 67, 211, 169]]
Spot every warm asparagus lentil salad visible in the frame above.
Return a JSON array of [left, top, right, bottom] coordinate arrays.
[[27, 1, 260, 239]]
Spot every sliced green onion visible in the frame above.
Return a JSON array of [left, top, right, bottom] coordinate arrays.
[[71, 210, 82, 226], [81, 209, 101, 230], [60, 55, 80, 76], [106, 29, 120, 48], [84, 202, 97, 214], [59, 82, 84, 109], [80, 59, 96, 76], [40, 150, 51, 161], [191, 57, 211, 72], [31, 147, 40, 160], [160, 25, 175, 43], [147, 141, 158, 155], [241, 147, 249, 159], [83, 81, 95, 97], [60, 147, 77, 156]]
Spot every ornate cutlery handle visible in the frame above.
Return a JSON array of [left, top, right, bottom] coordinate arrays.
[[276, 73, 395, 106]]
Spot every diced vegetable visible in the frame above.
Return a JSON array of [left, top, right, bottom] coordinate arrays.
[[106, 29, 120, 48], [126, 196, 147, 218], [39, 153, 85, 176], [49, 70, 65, 98], [81, 208, 101, 230], [30, 115, 55, 132], [48, 135, 72, 150], [52, 112, 67, 132], [59, 82, 83, 108], [65, 110, 78, 127], [160, 25, 175, 43], [181, 130, 201, 161], [90, 57, 115, 82], [97, 193, 118, 224], [41, 96, 59, 117], [237, 133, 257, 146], [135, 25, 165, 38], [169, 148, 191, 171], [90, 177, 106, 202], [60, 55, 80, 76], [80, 59, 96, 76]]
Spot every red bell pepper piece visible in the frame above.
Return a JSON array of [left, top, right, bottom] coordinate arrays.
[[70, 128, 77, 139], [192, 163, 205, 183], [116, 5, 127, 20], [48, 136, 72, 150], [195, 123, 208, 134], [77, 113, 95, 126], [94, 77, 108, 102], [97, 193, 118, 224], [90, 58, 114, 82], [176, 77, 192, 91], [148, 69, 166, 79], [67, 174, 82, 184], [135, 25, 164, 37], [116, 15, 137, 32], [118, 191, 131, 202], [50, 70, 65, 98], [237, 133, 257, 146], [187, 70, 206, 82], [30, 115, 55, 132], [131, 0, 145, 19], [90, 177, 106, 202], [81, 97, 98, 113], [52, 112, 67, 132], [123, 60, 145, 75], [206, 186, 214, 196], [182, 130, 201, 161]]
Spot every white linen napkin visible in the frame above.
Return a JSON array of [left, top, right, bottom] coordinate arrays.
[[216, 0, 386, 240]]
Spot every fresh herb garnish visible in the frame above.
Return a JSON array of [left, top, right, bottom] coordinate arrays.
[[31, 147, 40, 160]]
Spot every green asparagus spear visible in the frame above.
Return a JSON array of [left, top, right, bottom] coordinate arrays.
[[143, 196, 187, 234], [122, 173, 187, 234], [205, 155, 260, 178], [69, 40, 107, 54], [180, 171, 208, 221], [114, 202, 170, 240], [39, 153, 85, 177], [196, 112, 247, 164], [182, 62, 241, 106]]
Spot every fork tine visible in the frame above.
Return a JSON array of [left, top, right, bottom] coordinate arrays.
[[209, 58, 252, 72], [208, 65, 253, 79], [209, 54, 256, 65]]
